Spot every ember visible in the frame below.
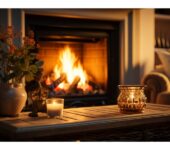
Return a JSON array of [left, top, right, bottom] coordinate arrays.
[[43, 46, 105, 97]]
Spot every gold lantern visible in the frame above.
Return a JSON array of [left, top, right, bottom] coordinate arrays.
[[117, 85, 147, 113]]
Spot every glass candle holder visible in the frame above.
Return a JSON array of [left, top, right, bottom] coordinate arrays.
[[117, 85, 147, 113], [46, 98, 64, 118]]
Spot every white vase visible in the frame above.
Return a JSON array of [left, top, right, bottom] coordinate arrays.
[[0, 83, 27, 116]]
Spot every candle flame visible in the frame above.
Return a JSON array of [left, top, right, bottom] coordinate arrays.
[[130, 93, 134, 100]]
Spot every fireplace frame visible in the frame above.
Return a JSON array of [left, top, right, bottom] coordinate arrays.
[[25, 14, 121, 107]]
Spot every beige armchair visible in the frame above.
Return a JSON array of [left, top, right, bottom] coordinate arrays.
[[142, 55, 170, 105], [143, 68, 170, 104]]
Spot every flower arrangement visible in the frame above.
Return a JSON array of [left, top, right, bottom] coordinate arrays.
[[0, 26, 44, 84]]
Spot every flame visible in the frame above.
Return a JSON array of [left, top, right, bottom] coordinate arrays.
[[53, 46, 88, 90], [46, 76, 52, 85]]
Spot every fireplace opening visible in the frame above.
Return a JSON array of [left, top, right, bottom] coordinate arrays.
[[25, 14, 120, 107]]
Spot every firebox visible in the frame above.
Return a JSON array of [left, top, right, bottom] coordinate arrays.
[[25, 14, 120, 107]]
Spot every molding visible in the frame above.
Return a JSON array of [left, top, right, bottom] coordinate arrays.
[[155, 14, 170, 20], [24, 9, 131, 21], [8, 9, 12, 26], [21, 10, 25, 44]]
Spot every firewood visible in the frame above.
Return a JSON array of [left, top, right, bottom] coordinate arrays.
[[53, 73, 66, 87], [46, 73, 66, 90], [88, 80, 101, 90], [68, 76, 80, 93]]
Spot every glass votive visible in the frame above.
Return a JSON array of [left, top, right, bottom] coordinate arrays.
[[117, 85, 147, 113], [46, 98, 64, 118]]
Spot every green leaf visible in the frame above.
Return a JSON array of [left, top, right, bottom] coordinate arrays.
[[25, 72, 34, 82], [0, 32, 43, 83], [29, 65, 38, 73], [35, 60, 44, 67]]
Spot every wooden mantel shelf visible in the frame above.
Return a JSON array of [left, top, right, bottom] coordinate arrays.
[[1, 103, 170, 141]]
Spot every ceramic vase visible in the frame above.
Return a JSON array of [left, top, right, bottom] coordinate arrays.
[[0, 83, 27, 116]]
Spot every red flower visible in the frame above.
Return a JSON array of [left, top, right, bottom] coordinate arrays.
[[23, 36, 35, 46]]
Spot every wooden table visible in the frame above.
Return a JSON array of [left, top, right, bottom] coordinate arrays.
[[1, 103, 170, 141]]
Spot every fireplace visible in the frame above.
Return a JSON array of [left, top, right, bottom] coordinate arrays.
[[25, 14, 120, 107]]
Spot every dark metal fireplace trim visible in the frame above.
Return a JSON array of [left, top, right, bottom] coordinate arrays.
[[25, 14, 120, 107]]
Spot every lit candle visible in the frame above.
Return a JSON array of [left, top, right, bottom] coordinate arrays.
[[46, 98, 64, 118], [130, 93, 134, 103]]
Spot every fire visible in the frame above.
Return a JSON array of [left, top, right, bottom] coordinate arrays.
[[46, 76, 52, 85], [53, 46, 88, 91], [44, 45, 106, 96]]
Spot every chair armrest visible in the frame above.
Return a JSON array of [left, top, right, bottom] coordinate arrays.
[[142, 72, 170, 103]]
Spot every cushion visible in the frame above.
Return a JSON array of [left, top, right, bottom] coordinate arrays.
[[156, 49, 170, 79], [156, 91, 170, 105], [142, 72, 170, 103]]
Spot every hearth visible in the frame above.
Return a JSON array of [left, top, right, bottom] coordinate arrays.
[[25, 14, 120, 107]]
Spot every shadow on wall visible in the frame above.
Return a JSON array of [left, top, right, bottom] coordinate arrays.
[[123, 11, 146, 85], [124, 62, 147, 85]]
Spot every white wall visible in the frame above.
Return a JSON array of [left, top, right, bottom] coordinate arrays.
[[132, 9, 155, 84]]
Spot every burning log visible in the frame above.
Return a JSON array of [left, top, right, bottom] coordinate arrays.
[[47, 73, 66, 90], [87, 80, 105, 95], [53, 73, 66, 87], [68, 76, 80, 94], [41, 69, 106, 96], [88, 80, 101, 90]]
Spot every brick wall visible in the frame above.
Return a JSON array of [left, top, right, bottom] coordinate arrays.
[[38, 39, 107, 88], [38, 42, 83, 75], [83, 38, 107, 89]]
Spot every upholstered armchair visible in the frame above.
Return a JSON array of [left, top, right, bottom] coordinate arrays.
[[142, 49, 170, 105]]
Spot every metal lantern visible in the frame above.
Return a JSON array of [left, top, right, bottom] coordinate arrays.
[[117, 85, 147, 113]]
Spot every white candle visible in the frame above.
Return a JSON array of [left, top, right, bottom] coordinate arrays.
[[130, 93, 134, 103], [46, 98, 64, 118]]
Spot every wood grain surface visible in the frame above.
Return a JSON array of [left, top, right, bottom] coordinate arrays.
[[1, 103, 170, 141]]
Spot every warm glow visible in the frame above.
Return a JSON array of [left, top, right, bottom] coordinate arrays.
[[53, 65, 60, 80], [46, 76, 52, 85], [52, 101, 56, 105], [130, 93, 134, 99], [53, 46, 88, 91]]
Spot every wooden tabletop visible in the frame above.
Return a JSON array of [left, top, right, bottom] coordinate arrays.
[[1, 103, 170, 141]]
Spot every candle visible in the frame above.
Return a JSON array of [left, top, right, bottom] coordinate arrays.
[[130, 93, 134, 103], [46, 98, 64, 118]]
